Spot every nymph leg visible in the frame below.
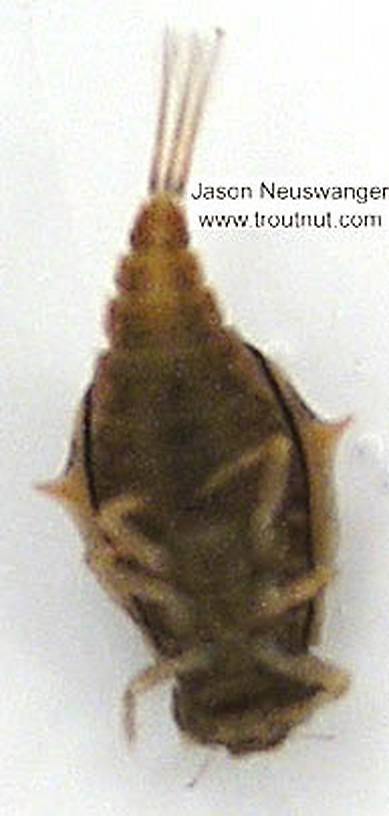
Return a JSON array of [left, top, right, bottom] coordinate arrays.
[[86, 541, 193, 632], [253, 639, 350, 699], [253, 564, 333, 621], [97, 493, 169, 575], [123, 648, 210, 739]]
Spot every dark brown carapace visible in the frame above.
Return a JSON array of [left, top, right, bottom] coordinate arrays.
[[40, 31, 349, 754]]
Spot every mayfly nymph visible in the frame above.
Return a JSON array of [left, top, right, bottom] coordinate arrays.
[[40, 30, 349, 754]]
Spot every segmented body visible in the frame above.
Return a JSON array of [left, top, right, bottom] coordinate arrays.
[[42, 32, 349, 754]]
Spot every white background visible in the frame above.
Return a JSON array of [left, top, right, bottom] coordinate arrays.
[[2, 1, 389, 814]]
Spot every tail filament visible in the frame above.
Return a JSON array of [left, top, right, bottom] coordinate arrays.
[[149, 29, 223, 197]]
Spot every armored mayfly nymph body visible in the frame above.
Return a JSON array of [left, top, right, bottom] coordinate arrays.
[[41, 31, 349, 754]]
